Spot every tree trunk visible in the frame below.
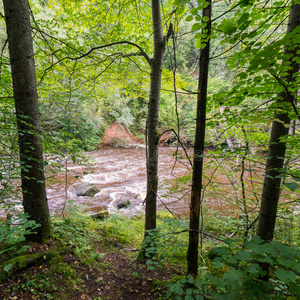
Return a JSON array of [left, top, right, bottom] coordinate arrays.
[[3, 0, 53, 243], [257, 2, 300, 242], [144, 0, 166, 234], [187, 0, 212, 278]]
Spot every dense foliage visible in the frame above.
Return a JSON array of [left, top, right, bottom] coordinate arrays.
[[0, 0, 299, 298]]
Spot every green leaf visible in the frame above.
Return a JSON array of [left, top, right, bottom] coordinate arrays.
[[195, 38, 201, 49], [294, 262, 300, 273], [275, 85, 284, 93], [4, 263, 14, 272], [195, 278, 205, 287], [185, 15, 194, 22], [236, 250, 252, 261], [275, 269, 297, 283], [289, 282, 300, 297], [209, 275, 226, 288], [16, 245, 30, 254], [248, 31, 258, 39], [174, 284, 184, 295], [203, 1, 210, 8], [284, 182, 299, 191], [237, 13, 251, 31], [247, 263, 260, 275], [192, 23, 201, 31], [213, 260, 225, 268], [146, 260, 153, 268], [238, 72, 248, 79], [219, 19, 237, 35], [187, 274, 195, 284]]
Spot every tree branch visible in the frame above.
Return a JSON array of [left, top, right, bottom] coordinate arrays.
[[172, 229, 230, 244], [165, 22, 173, 42], [63, 41, 152, 66], [267, 67, 300, 122], [159, 128, 193, 168], [36, 40, 151, 83]]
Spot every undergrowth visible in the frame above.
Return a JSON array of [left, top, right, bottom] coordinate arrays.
[[1, 207, 300, 299], [0, 209, 189, 299]]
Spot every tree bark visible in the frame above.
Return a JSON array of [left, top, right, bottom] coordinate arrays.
[[3, 0, 53, 243], [187, 0, 212, 278], [144, 0, 166, 234], [257, 2, 300, 242]]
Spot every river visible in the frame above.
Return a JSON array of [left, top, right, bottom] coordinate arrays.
[[45, 146, 192, 218], [1, 145, 269, 220]]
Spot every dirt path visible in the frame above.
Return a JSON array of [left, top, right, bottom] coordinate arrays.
[[0, 241, 183, 300], [71, 249, 179, 299]]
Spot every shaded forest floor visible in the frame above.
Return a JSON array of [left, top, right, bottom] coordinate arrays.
[[1, 209, 299, 299], [0, 242, 181, 299], [0, 212, 185, 300]]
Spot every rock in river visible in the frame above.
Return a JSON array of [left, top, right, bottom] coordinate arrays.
[[74, 182, 100, 197], [116, 200, 130, 209]]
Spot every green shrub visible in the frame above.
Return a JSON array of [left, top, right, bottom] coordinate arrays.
[[166, 236, 300, 299]]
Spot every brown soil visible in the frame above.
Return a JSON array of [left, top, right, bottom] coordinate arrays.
[[71, 250, 179, 300], [102, 123, 176, 146], [102, 123, 144, 145]]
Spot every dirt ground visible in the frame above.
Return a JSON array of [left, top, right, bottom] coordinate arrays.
[[0, 241, 182, 300], [70, 250, 179, 300]]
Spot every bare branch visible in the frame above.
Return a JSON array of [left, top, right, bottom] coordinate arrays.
[[267, 67, 300, 122], [0, 96, 13, 99], [159, 128, 193, 168], [172, 229, 230, 244], [35, 40, 151, 83], [61, 41, 151, 66]]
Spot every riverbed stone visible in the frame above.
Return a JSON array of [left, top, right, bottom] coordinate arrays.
[[116, 200, 130, 209], [90, 210, 109, 219], [74, 182, 100, 197]]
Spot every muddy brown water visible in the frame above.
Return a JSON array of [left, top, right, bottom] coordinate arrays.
[[48, 146, 193, 217], [0, 146, 192, 219], [2, 146, 272, 220]]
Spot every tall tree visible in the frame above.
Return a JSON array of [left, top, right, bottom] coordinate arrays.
[[187, 0, 212, 278], [144, 0, 172, 234], [3, 0, 53, 242], [33, 0, 172, 239], [257, 3, 300, 241]]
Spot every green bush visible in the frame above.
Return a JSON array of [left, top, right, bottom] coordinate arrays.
[[0, 212, 40, 272], [166, 236, 300, 299]]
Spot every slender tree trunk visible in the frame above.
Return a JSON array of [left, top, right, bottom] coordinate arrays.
[[187, 0, 212, 278], [257, 2, 300, 242], [144, 0, 166, 234], [3, 0, 53, 243]]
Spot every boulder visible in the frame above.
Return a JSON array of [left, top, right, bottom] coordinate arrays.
[[116, 200, 130, 209], [74, 182, 100, 197], [90, 210, 109, 220]]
